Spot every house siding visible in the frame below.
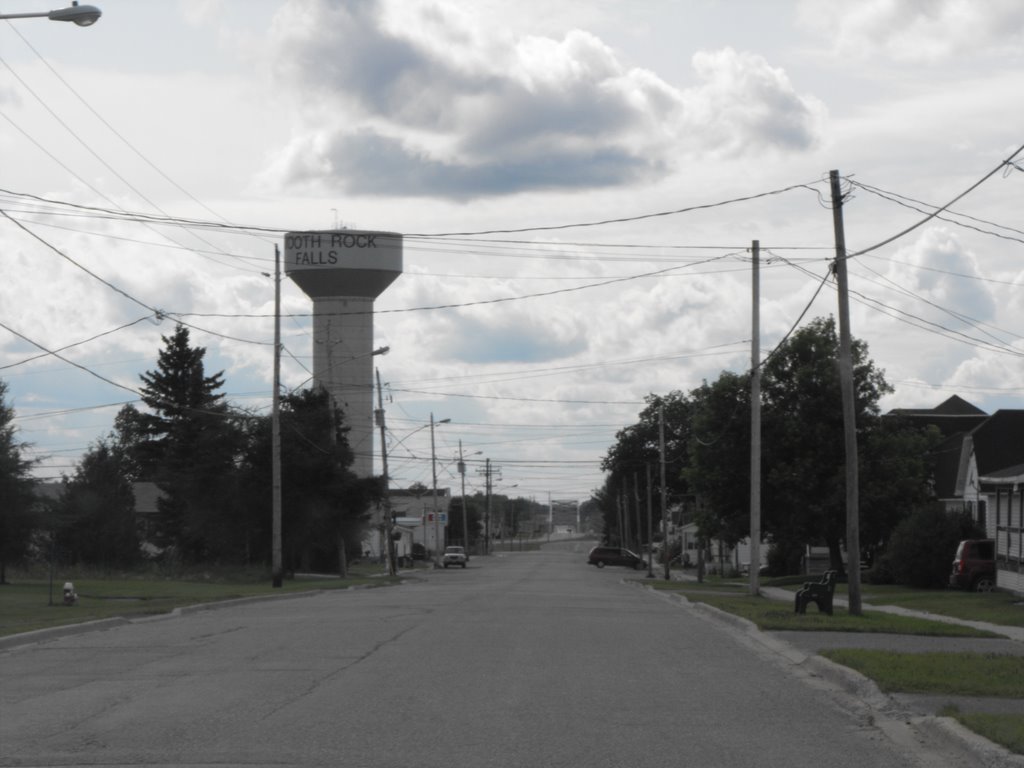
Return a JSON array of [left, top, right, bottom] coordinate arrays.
[[983, 479, 1024, 595]]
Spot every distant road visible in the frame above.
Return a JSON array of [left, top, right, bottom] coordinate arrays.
[[0, 540, 963, 767]]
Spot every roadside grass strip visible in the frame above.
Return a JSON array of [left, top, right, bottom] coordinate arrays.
[[0, 567, 403, 638], [820, 650, 1024, 698], [649, 586, 1002, 637], [775, 582, 1024, 628], [939, 708, 1024, 755]]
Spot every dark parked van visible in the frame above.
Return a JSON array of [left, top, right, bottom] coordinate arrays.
[[949, 539, 996, 591], [587, 546, 647, 570]]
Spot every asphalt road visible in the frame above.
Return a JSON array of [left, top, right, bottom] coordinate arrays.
[[0, 540, 998, 767]]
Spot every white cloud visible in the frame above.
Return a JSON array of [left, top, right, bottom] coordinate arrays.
[[681, 48, 826, 156], [798, 0, 1024, 62], [258, 0, 824, 198]]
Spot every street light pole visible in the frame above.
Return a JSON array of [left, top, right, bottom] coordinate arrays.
[[429, 413, 451, 567], [0, 3, 102, 25]]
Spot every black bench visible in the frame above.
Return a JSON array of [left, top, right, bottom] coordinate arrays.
[[794, 569, 838, 616]]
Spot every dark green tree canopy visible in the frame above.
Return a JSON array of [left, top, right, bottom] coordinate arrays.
[[596, 316, 935, 575], [57, 439, 140, 568], [131, 325, 245, 561], [139, 324, 225, 421], [0, 380, 38, 582], [238, 386, 376, 573]]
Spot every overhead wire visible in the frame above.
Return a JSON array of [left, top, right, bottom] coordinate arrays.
[[844, 141, 1024, 260], [0, 45, 266, 272], [1, 210, 272, 347]]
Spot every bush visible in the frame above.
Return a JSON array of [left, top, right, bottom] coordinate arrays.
[[765, 539, 804, 577], [863, 556, 896, 585], [884, 504, 983, 589]]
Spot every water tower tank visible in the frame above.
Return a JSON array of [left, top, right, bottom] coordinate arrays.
[[284, 230, 402, 478]]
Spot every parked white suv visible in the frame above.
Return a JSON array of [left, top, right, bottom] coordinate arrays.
[[442, 546, 468, 568]]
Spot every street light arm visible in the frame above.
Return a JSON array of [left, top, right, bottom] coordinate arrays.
[[1, 4, 102, 25]]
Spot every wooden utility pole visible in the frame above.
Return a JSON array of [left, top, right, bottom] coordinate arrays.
[[749, 240, 761, 596], [646, 463, 654, 578], [660, 405, 669, 580], [271, 244, 283, 588], [484, 458, 492, 554], [458, 440, 468, 551], [376, 368, 395, 576], [830, 170, 863, 615]]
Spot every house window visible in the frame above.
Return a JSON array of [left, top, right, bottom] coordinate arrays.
[[978, 499, 986, 530]]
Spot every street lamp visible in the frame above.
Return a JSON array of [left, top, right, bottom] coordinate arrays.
[[0, 3, 102, 25], [430, 413, 451, 567]]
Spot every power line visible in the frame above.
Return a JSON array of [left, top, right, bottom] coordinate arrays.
[[845, 141, 1024, 259], [405, 182, 825, 236], [1, 211, 272, 347], [0, 320, 142, 396]]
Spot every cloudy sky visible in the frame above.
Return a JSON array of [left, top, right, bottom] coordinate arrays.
[[2, 0, 1022, 505]]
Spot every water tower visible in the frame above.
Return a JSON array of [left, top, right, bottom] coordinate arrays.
[[284, 230, 402, 478]]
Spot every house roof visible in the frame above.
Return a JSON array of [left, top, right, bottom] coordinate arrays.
[[888, 395, 989, 438], [970, 410, 1024, 477], [980, 463, 1024, 485], [932, 432, 969, 498]]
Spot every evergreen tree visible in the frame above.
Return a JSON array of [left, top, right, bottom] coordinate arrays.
[[134, 325, 245, 562], [0, 380, 38, 583]]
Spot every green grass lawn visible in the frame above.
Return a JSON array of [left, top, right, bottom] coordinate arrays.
[[645, 581, 1004, 637], [772, 580, 1024, 628], [940, 708, 1024, 755], [643, 576, 1024, 754], [0, 564, 405, 638], [820, 649, 1024, 697]]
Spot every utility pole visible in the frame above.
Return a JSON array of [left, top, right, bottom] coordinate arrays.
[[376, 368, 395, 576], [646, 463, 654, 578], [430, 413, 441, 568], [458, 440, 468, 551], [484, 458, 492, 554], [632, 472, 641, 553], [830, 170, 863, 616], [271, 244, 283, 588], [660, 405, 669, 580], [616, 491, 624, 547], [750, 239, 762, 596]]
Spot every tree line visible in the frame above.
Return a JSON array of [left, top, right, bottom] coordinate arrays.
[[0, 325, 559, 582], [1, 325, 377, 579], [595, 316, 981, 583]]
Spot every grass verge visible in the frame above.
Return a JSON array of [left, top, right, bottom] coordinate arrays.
[[774, 581, 1024, 628], [0, 564, 405, 638], [646, 582, 1002, 637], [820, 649, 1024, 697], [939, 707, 1024, 755]]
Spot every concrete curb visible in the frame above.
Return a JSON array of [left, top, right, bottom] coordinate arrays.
[[0, 618, 130, 651]]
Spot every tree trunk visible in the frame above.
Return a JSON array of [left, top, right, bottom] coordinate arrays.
[[827, 537, 846, 577], [337, 536, 347, 579]]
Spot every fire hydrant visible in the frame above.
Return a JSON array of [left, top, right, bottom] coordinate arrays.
[[62, 582, 78, 606]]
